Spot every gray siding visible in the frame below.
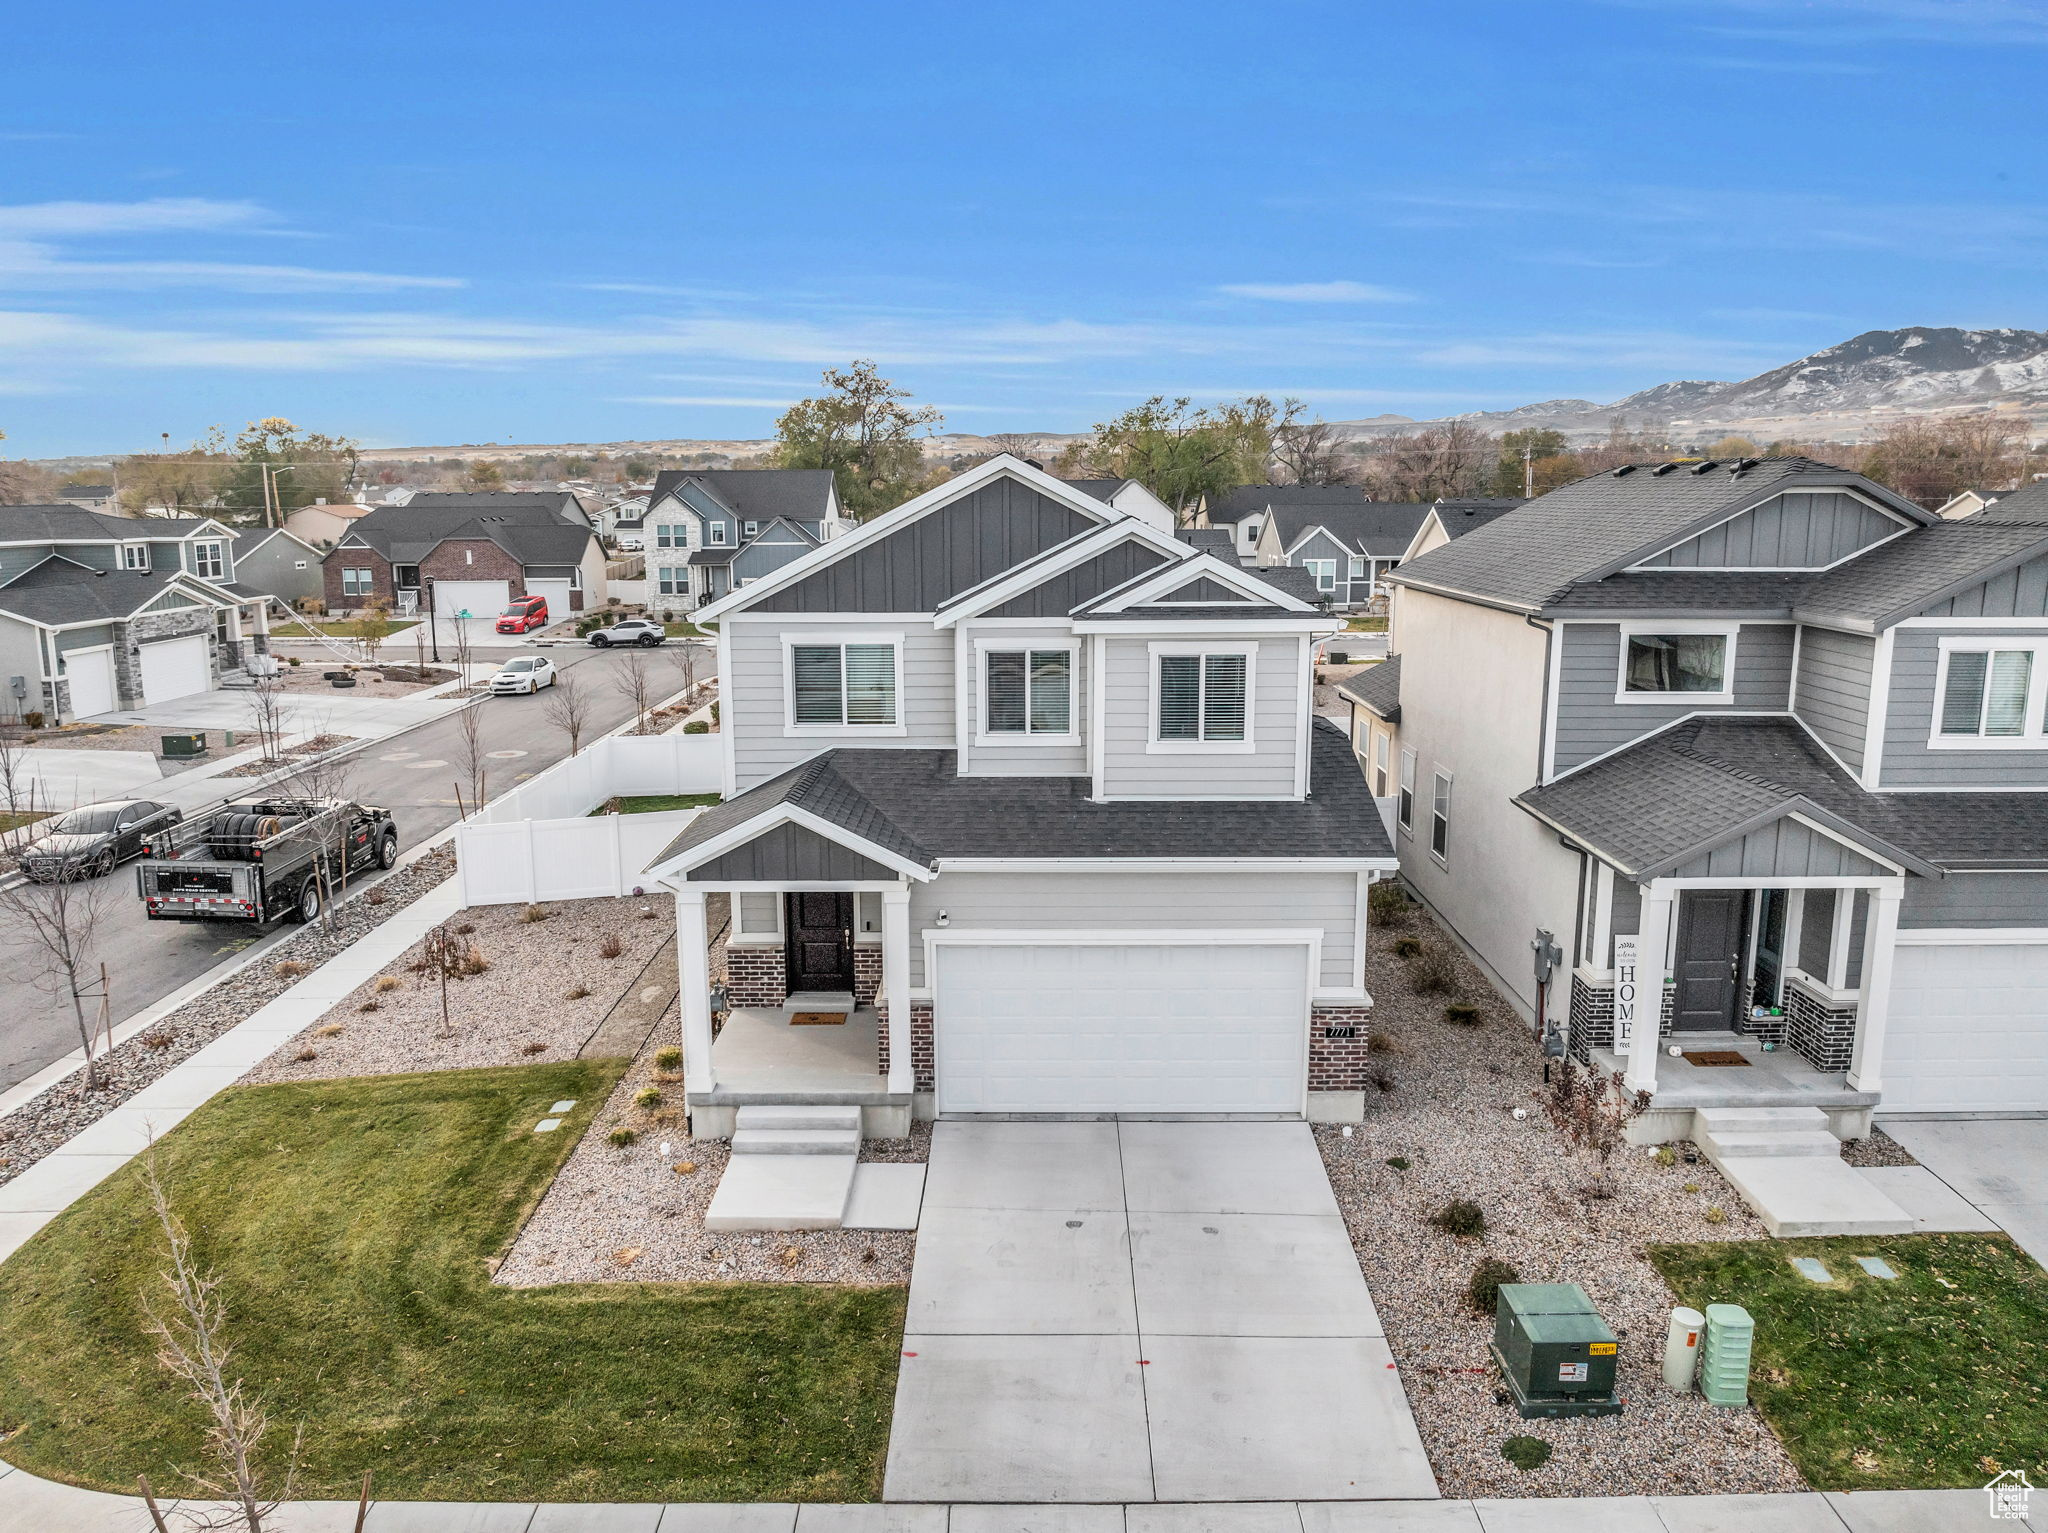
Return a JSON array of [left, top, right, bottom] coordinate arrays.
[[1792, 626, 1874, 773], [50, 543, 121, 572], [1669, 818, 1891, 880], [1901, 872, 2048, 929], [960, 621, 1087, 778], [726, 617, 954, 792], [906, 868, 1359, 992], [754, 480, 1094, 613], [1158, 577, 1243, 603], [989, 541, 1168, 618], [1097, 634, 1304, 799], [1640, 492, 1900, 569], [1553, 622, 1794, 771], [1881, 625, 2048, 788], [53, 623, 114, 655], [731, 533, 813, 586], [1914, 552, 2048, 619], [1797, 888, 1836, 976], [231, 538, 321, 605], [685, 822, 898, 883]]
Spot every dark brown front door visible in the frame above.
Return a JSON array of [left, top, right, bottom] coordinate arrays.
[[786, 892, 854, 993], [1673, 890, 1750, 1031]]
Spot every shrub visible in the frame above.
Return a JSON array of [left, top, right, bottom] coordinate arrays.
[[607, 1127, 637, 1148], [520, 903, 551, 924], [358, 1001, 380, 1013], [139, 1030, 174, 1050], [633, 1087, 663, 1110], [599, 932, 625, 959], [709, 701, 719, 723], [374, 974, 402, 993], [654, 1046, 683, 1070], [287, 656, 302, 668], [683, 720, 710, 734], [1391, 936, 1423, 959], [520, 1040, 549, 1054], [1501, 1436, 1552, 1472], [274, 959, 308, 980], [1409, 944, 1459, 996], [459, 945, 490, 976], [1385, 1156, 1411, 1171], [455, 921, 476, 935], [1367, 880, 1410, 926], [294, 1047, 318, 1063], [1366, 1031, 1398, 1054], [1651, 1145, 1677, 1167], [1443, 1003, 1482, 1025], [22, 711, 44, 730], [1704, 1205, 1727, 1224], [1468, 1257, 1520, 1316], [566, 984, 591, 1000], [315, 1023, 345, 1037], [1431, 1199, 1486, 1239]]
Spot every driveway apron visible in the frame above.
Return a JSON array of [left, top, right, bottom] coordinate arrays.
[[883, 1120, 1438, 1504]]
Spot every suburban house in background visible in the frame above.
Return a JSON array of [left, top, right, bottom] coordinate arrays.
[[1252, 497, 1435, 608], [1200, 483, 1355, 559], [228, 527, 325, 608], [53, 484, 118, 514], [637, 456, 1394, 1194], [283, 498, 374, 549], [1400, 497, 1525, 562], [323, 494, 606, 621], [0, 505, 273, 720], [643, 468, 845, 611], [1339, 655, 1402, 807], [1375, 456, 2048, 1224], [1934, 486, 2010, 520], [1057, 476, 1180, 528]]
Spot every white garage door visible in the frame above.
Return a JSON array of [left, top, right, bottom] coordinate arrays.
[[65, 647, 116, 718], [1887, 941, 2048, 1113], [138, 634, 210, 705], [432, 580, 512, 625], [933, 939, 1311, 1115], [525, 579, 572, 625]]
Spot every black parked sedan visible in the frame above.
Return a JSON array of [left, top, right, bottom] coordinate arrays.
[[20, 799, 182, 882]]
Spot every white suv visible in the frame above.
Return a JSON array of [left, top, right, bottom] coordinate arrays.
[[586, 617, 667, 648]]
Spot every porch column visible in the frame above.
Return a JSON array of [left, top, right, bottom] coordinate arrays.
[[1847, 885, 1903, 1094], [676, 885, 715, 1096], [1624, 884, 1674, 1094], [882, 886, 913, 1096]]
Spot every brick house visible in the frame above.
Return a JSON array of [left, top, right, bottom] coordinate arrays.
[[324, 498, 605, 622]]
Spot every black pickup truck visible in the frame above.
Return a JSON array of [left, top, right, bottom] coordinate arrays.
[[135, 798, 399, 925]]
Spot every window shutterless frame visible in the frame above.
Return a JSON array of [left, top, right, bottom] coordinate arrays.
[[974, 640, 1077, 741], [1929, 636, 2048, 748], [1430, 769, 1452, 865], [1146, 642, 1255, 754], [192, 541, 226, 580], [782, 632, 906, 736], [120, 543, 150, 571], [1614, 620, 1738, 705], [1397, 747, 1415, 834]]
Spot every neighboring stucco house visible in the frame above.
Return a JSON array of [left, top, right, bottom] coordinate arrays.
[[1338, 655, 1401, 805], [1058, 477, 1179, 530], [644, 469, 845, 611], [229, 527, 324, 607], [283, 499, 374, 549], [324, 498, 606, 620], [1253, 499, 1434, 607], [1400, 497, 1525, 562], [1379, 456, 2048, 1157], [0, 506, 270, 720], [639, 455, 1395, 1145]]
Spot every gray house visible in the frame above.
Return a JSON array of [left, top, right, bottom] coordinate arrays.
[[639, 455, 1394, 1155], [1252, 499, 1435, 607], [1380, 456, 2048, 1228], [228, 527, 324, 607], [644, 469, 844, 610]]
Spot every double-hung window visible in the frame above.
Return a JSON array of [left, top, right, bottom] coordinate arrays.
[[1372, 730, 1390, 797], [1618, 623, 1734, 703], [707, 522, 729, 546], [1303, 558, 1337, 593], [790, 640, 898, 729], [983, 647, 1073, 736], [658, 567, 687, 596], [341, 568, 374, 598], [655, 523, 682, 549], [120, 543, 150, 572], [1936, 642, 2045, 743], [192, 541, 225, 580], [1430, 770, 1452, 863], [1153, 648, 1250, 747], [1397, 747, 1415, 833]]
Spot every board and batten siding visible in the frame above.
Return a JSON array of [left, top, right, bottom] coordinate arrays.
[[1668, 818, 1891, 881], [1096, 633, 1304, 798], [1638, 492, 1901, 569], [1882, 624, 2048, 788], [725, 616, 955, 792], [958, 620, 1088, 777], [1792, 626, 1875, 773], [907, 868, 1360, 993], [1913, 552, 2048, 620], [1552, 622, 1794, 772], [987, 540, 1168, 618], [1901, 871, 2048, 929]]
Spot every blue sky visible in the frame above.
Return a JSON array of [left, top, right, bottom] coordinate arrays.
[[2, 0, 2046, 456]]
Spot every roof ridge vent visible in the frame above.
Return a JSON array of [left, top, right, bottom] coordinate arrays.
[[1611, 465, 1637, 477], [1650, 462, 1680, 476], [1689, 460, 1718, 475]]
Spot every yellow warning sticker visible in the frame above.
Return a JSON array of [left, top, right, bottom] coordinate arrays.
[[1589, 1343, 1617, 1355]]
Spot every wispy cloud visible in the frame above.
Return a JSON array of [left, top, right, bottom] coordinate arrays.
[[0, 198, 267, 237], [1216, 280, 1414, 303], [1599, 0, 2048, 45]]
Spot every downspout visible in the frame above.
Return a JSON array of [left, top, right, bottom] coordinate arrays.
[[1526, 613, 1555, 785]]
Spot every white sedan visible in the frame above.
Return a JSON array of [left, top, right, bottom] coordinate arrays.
[[488, 656, 558, 694]]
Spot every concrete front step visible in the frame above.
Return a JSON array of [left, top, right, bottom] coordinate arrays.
[[1714, 1155, 1919, 1238], [735, 1103, 863, 1132], [1699, 1128, 1842, 1159], [704, 1153, 858, 1232], [730, 1127, 862, 1156]]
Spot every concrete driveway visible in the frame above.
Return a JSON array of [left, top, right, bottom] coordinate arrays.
[[1883, 1119, 2048, 1267], [883, 1119, 1436, 1505]]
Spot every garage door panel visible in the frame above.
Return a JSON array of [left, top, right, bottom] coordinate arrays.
[[66, 649, 115, 717], [935, 940, 1308, 1115], [1887, 943, 2048, 1113], [139, 634, 210, 705]]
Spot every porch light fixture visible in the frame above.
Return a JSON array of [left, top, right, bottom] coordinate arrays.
[[935, 909, 949, 927]]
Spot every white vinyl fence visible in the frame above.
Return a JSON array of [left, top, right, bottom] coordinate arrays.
[[455, 732, 722, 905]]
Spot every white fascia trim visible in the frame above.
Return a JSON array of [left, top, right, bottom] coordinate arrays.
[[1893, 926, 2048, 945], [1659, 874, 1905, 892], [933, 518, 1187, 627], [1859, 626, 1895, 789], [936, 857, 1399, 873], [1611, 619, 1740, 707], [1893, 616, 2048, 629], [1088, 549, 1317, 614], [1073, 619, 1329, 637], [650, 802, 935, 884], [1541, 619, 1565, 783], [698, 879, 904, 893], [695, 456, 1118, 621], [924, 926, 1326, 946], [1087, 631, 1107, 797]]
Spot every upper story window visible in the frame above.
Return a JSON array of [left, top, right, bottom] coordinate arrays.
[[742, 520, 760, 538], [120, 543, 150, 571], [1303, 559, 1337, 592], [707, 522, 729, 546], [983, 647, 1073, 737], [1936, 641, 2047, 745], [656, 523, 685, 548], [1372, 730, 1390, 797], [1619, 623, 1734, 703], [191, 540, 225, 580], [789, 640, 898, 729], [1152, 647, 1249, 749], [1398, 747, 1415, 833]]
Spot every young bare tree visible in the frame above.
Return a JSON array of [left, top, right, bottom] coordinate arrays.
[[452, 691, 490, 813], [347, 598, 392, 663], [540, 670, 591, 756], [243, 678, 290, 767], [1271, 402, 1350, 487], [138, 1148, 302, 1532], [613, 648, 657, 735], [666, 639, 704, 711], [1, 874, 114, 1089], [0, 728, 40, 855], [279, 729, 361, 932]]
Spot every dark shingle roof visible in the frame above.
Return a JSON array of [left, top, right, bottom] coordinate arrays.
[[1516, 716, 2048, 875], [402, 491, 589, 525], [1429, 499, 1523, 540], [1980, 482, 2048, 523], [1272, 502, 1433, 558], [0, 560, 210, 625], [1206, 484, 1370, 524], [1337, 655, 1400, 721], [1240, 563, 1327, 606], [649, 468, 835, 524], [0, 505, 220, 544], [687, 547, 737, 565], [1176, 527, 1238, 557], [337, 503, 595, 568], [1061, 478, 1133, 502], [654, 720, 1390, 870]]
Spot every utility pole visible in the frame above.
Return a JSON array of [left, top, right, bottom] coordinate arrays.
[[1523, 442, 1535, 499]]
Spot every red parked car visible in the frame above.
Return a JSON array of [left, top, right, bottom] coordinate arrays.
[[495, 594, 549, 634]]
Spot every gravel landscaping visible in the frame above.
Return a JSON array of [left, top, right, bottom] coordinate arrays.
[[0, 721, 160, 753], [1317, 891, 1807, 1500], [218, 732, 361, 777], [1840, 1127, 1917, 1167], [0, 846, 456, 1189], [241, 891, 676, 1084]]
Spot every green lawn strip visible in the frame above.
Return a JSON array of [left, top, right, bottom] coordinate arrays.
[[1648, 1233, 2048, 1490], [590, 793, 722, 816], [0, 1062, 905, 1503], [0, 809, 51, 834], [1343, 615, 1388, 632]]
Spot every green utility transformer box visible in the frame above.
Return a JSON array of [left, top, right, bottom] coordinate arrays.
[[1491, 1283, 1624, 1419], [160, 733, 207, 759]]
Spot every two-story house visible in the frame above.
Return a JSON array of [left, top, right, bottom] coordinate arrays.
[[643, 468, 845, 611], [324, 495, 606, 623], [1250, 496, 1434, 608], [1378, 456, 2048, 1228], [641, 456, 1395, 1154], [0, 506, 268, 720]]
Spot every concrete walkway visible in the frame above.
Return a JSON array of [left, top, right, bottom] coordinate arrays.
[[885, 1121, 1436, 1505], [1882, 1118, 2048, 1267]]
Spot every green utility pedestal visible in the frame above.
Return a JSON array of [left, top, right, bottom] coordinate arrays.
[[1490, 1283, 1624, 1419], [1701, 1303, 1754, 1407]]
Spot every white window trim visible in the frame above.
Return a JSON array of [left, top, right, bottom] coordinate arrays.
[[191, 540, 226, 580], [707, 522, 729, 546], [120, 542, 150, 571], [1927, 636, 2048, 750], [1346, 555, 1366, 579], [729, 891, 786, 948], [1145, 641, 1257, 755], [1302, 558, 1338, 593], [781, 631, 907, 737], [1397, 746, 1415, 836], [1614, 619, 1738, 706], [973, 638, 1079, 745], [1430, 768, 1453, 867], [742, 520, 760, 537]]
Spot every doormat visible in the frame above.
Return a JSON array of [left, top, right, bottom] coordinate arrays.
[[1681, 1050, 1752, 1067], [790, 1012, 847, 1027]]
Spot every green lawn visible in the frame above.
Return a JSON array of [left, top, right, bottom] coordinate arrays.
[[1649, 1234, 2048, 1490], [593, 793, 722, 815], [0, 1063, 907, 1503], [0, 809, 51, 834], [1343, 615, 1389, 632]]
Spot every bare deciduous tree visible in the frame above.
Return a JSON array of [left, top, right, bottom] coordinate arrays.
[[1271, 405, 1350, 487], [1859, 410, 2034, 509], [540, 670, 591, 756], [279, 726, 361, 931], [452, 693, 489, 813], [0, 728, 43, 856], [2, 873, 113, 1089], [244, 679, 291, 767], [1353, 420, 1498, 502], [613, 648, 657, 735]]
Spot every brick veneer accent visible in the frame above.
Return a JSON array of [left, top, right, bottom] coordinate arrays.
[[1785, 977, 1858, 1074], [1309, 1007, 1377, 1090], [324, 537, 530, 615], [874, 1002, 934, 1091], [852, 944, 881, 1007], [726, 947, 787, 1007], [1746, 973, 1791, 1046], [1567, 973, 1675, 1064]]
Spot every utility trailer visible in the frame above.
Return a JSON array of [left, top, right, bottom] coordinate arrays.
[[135, 797, 399, 925]]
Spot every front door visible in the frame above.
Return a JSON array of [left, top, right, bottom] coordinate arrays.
[[1673, 890, 1750, 1031], [786, 892, 854, 993]]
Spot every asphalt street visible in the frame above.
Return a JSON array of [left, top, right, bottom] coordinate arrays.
[[0, 642, 713, 1093]]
